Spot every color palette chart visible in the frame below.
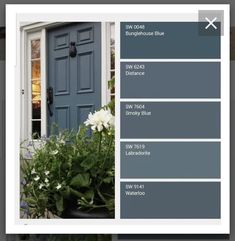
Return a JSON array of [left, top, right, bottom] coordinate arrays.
[[6, 5, 229, 234], [119, 20, 227, 220]]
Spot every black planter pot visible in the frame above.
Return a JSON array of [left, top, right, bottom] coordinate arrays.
[[61, 198, 113, 219], [62, 207, 111, 219]]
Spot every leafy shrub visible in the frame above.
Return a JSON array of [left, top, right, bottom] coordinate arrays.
[[21, 109, 115, 219]]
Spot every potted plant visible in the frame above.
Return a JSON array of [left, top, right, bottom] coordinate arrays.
[[20, 108, 115, 219]]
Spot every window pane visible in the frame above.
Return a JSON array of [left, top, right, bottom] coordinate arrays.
[[111, 71, 115, 78], [31, 60, 41, 79], [30, 38, 41, 139], [32, 79, 41, 97], [32, 78, 41, 119], [31, 39, 40, 59], [111, 46, 115, 70], [32, 101, 41, 119], [111, 86, 115, 94], [32, 121, 41, 139], [110, 24, 115, 46]]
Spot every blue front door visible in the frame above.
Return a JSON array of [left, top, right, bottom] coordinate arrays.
[[47, 23, 101, 133]]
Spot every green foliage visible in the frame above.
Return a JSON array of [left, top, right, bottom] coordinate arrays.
[[108, 76, 115, 90], [21, 124, 115, 218], [70, 173, 91, 188], [106, 76, 115, 115]]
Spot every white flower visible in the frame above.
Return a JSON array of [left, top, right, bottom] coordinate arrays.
[[45, 178, 49, 183], [34, 175, 40, 181], [51, 150, 58, 155], [44, 171, 50, 176], [56, 183, 62, 190], [31, 168, 36, 174], [84, 109, 115, 132], [39, 183, 44, 189], [59, 139, 66, 145]]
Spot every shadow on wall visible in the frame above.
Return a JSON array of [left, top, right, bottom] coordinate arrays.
[[231, 26, 235, 60], [0, 27, 5, 61]]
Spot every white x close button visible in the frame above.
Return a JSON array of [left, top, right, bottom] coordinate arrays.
[[205, 17, 218, 29]]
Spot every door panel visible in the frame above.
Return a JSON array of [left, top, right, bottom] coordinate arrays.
[[55, 106, 70, 130], [47, 23, 101, 133], [54, 56, 69, 95], [77, 51, 94, 93]]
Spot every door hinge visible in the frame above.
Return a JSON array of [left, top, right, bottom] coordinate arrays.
[[21, 89, 24, 95]]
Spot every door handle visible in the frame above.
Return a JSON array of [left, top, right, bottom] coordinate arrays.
[[47, 87, 53, 104], [47, 87, 53, 117]]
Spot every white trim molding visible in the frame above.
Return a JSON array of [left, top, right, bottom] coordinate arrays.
[[101, 22, 108, 106], [41, 28, 47, 137]]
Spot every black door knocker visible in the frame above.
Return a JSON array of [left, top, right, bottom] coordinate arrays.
[[69, 42, 77, 58]]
